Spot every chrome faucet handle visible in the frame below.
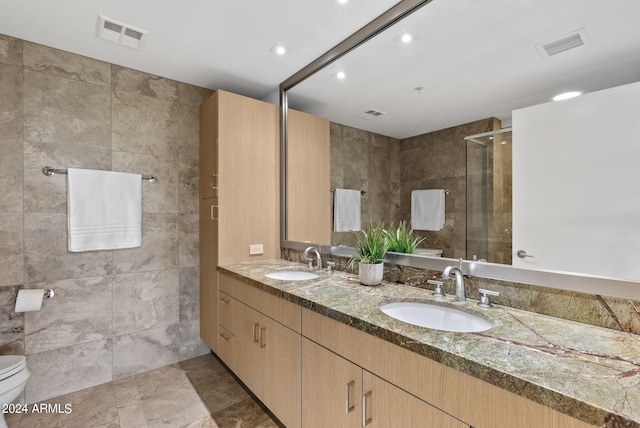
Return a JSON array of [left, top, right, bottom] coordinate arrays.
[[477, 288, 500, 308], [327, 261, 336, 273], [427, 279, 445, 297]]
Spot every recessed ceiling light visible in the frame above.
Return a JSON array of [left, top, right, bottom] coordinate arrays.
[[337, 0, 349, 4], [336, 71, 346, 80], [394, 33, 415, 44], [269, 44, 287, 56], [553, 91, 582, 101]]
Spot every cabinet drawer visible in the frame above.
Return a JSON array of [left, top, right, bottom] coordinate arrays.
[[218, 291, 236, 334], [217, 325, 236, 372], [219, 273, 301, 332]]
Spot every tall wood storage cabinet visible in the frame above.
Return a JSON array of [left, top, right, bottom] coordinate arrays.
[[199, 90, 279, 353]]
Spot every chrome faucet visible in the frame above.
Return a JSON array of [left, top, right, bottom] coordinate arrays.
[[303, 246, 323, 270], [443, 265, 465, 301]]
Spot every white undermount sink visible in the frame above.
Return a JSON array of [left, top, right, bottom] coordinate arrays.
[[379, 301, 493, 333], [265, 270, 319, 281]]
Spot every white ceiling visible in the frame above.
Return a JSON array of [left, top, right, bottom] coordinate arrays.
[[289, 0, 640, 138], [0, 0, 400, 99], [2, 0, 640, 139]]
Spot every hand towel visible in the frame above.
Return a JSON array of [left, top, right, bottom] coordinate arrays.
[[68, 168, 142, 252], [411, 189, 445, 231], [333, 189, 361, 232]]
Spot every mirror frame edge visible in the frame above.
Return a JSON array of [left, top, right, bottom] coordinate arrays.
[[277, 0, 640, 301]]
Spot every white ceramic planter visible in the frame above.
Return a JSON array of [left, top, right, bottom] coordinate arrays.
[[359, 262, 384, 286]]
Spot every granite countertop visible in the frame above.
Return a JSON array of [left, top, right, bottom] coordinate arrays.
[[218, 259, 640, 428]]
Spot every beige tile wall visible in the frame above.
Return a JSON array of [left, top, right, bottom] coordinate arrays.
[[330, 119, 498, 258], [0, 33, 212, 403]]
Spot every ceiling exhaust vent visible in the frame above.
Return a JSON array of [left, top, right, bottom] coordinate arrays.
[[97, 15, 148, 49], [356, 109, 386, 120], [536, 28, 589, 58]]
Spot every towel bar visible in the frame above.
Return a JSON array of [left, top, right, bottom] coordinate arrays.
[[42, 166, 158, 183]]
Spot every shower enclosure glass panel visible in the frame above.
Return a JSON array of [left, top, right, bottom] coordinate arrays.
[[465, 129, 512, 264]]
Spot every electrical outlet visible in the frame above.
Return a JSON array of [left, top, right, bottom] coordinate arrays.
[[249, 244, 264, 255]]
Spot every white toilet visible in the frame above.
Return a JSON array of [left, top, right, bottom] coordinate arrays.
[[0, 356, 30, 428]]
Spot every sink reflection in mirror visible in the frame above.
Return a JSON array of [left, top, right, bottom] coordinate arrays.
[[379, 300, 493, 333]]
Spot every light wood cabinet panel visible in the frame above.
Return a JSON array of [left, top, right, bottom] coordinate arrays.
[[217, 325, 237, 373], [199, 90, 279, 355], [362, 371, 468, 428], [199, 92, 219, 200], [286, 108, 331, 245], [217, 90, 279, 264], [199, 200, 218, 352], [261, 314, 302, 428], [302, 338, 362, 428], [302, 308, 595, 428], [218, 274, 301, 428], [218, 291, 236, 334], [234, 301, 263, 394], [219, 273, 301, 332]]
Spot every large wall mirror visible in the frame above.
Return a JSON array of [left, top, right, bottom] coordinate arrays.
[[279, 0, 640, 299]]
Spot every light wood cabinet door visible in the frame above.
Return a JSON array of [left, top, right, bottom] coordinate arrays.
[[362, 371, 469, 428], [261, 315, 301, 428], [286, 108, 331, 245], [199, 200, 218, 352], [234, 301, 262, 394], [217, 326, 237, 372], [302, 338, 362, 428], [199, 92, 219, 200]]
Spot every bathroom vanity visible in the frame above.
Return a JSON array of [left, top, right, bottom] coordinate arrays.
[[213, 259, 640, 428]]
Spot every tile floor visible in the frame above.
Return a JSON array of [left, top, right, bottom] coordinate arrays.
[[6, 354, 280, 428]]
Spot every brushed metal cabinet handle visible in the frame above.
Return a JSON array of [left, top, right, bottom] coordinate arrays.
[[260, 326, 267, 349], [362, 391, 372, 426], [253, 323, 260, 343], [345, 380, 355, 414]]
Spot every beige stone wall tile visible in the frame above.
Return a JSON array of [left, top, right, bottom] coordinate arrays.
[[112, 324, 180, 379], [24, 276, 112, 354], [178, 83, 213, 107], [0, 138, 23, 212], [112, 90, 179, 159], [23, 141, 111, 213], [0, 63, 22, 138], [178, 266, 199, 324], [0, 34, 22, 66], [25, 339, 113, 403], [0, 213, 24, 286], [23, 213, 113, 282], [112, 269, 179, 335], [112, 151, 179, 213], [179, 213, 198, 268], [112, 213, 179, 274], [179, 319, 209, 360], [23, 42, 111, 86], [178, 157, 198, 214], [112, 65, 178, 101], [23, 70, 111, 148], [0, 285, 24, 354], [179, 103, 199, 161]]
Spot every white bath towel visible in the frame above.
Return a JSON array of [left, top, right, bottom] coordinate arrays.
[[67, 168, 142, 252], [411, 189, 445, 231], [333, 189, 361, 232]]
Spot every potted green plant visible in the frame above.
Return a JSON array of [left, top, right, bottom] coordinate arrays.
[[386, 220, 425, 254], [348, 221, 389, 285]]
